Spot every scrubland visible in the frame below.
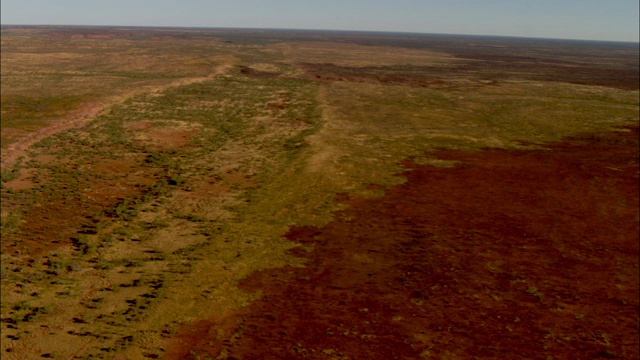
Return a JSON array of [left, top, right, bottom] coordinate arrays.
[[1, 26, 638, 359]]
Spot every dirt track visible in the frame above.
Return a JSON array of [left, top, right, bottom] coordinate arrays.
[[0, 64, 233, 168], [168, 127, 639, 359]]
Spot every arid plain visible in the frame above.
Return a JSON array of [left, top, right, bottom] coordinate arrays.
[[1, 26, 638, 359]]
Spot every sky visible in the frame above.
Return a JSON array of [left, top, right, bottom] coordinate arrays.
[[1, 0, 638, 42]]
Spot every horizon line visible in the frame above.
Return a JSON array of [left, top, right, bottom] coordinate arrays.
[[2, 23, 638, 45]]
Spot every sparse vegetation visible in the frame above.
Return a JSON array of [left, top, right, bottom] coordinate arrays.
[[1, 26, 637, 359]]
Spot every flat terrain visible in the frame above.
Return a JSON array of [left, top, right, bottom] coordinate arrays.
[[1, 26, 638, 359]]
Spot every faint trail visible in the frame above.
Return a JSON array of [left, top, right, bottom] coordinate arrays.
[[1, 64, 233, 168]]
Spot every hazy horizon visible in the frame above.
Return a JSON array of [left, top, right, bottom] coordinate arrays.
[[3, 24, 639, 45], [1, 0, 639, 43]]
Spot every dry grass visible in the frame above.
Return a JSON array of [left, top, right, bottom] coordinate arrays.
[[1, 26, 638, 359]]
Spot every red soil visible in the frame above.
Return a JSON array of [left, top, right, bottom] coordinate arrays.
[[2, 157, 159, 259], [168, 127, 639, 359]]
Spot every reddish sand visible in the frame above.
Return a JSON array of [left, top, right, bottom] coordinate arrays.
[[168, 127, 639, 359]]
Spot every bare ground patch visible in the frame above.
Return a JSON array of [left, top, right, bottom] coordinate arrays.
[[167, 127, 639, 359]]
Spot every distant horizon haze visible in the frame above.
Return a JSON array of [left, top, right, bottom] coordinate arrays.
[[1, 0, 638, 42], [2, 24, 639, 45]]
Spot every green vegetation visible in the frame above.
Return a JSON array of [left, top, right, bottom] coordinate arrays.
[[1, 26, 637, 359]]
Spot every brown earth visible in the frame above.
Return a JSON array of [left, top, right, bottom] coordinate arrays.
[[125, 120, 200, 150], [2, 157, 161, 259], [452, 56, 639, 91], [295, 60, 638, 91], [0, 64, 233, 168], [167, 127, 639, 359], [0, 102, 106, 167]]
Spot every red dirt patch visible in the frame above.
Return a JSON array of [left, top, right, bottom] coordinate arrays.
[[2, 169, 36, 191], [2, 156, 159, 259], [126, 120, 197, 149], [148, 128, 197, 149], [168, 127, 639, 359]]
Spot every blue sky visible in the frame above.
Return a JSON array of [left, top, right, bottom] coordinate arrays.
[[1, 0, 638, 42]]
